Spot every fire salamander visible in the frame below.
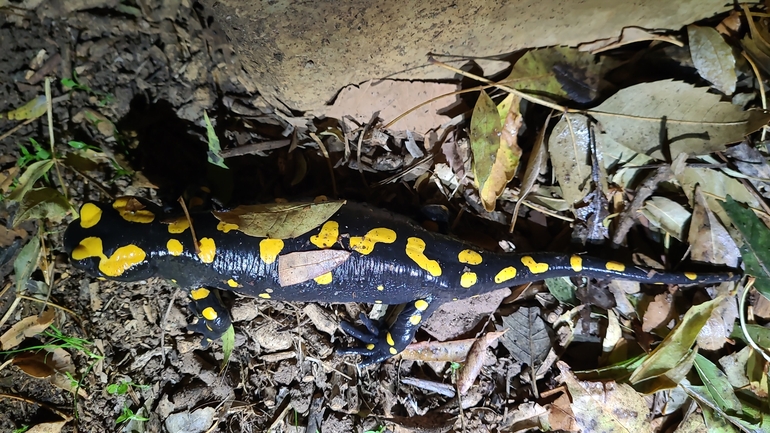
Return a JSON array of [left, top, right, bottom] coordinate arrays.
[[63, 197, 741, 365]]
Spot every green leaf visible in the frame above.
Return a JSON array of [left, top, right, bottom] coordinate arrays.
[[12, 187, 70, 227], [470, 90, 502, 210], [213, 200, 345, 239], [720, 196, 770, 299], [7, 159, 54, 202], [729, 323, 770, 348], [545, 277, 578, 305], [13, 235, 41, 294], [693, 353, 742, 413], [630, 295, 726, 384], [504, 46, 617, 103], [1, 95, 47, 121], [221, 324, 234, 370], [204, 110, 228, 169]]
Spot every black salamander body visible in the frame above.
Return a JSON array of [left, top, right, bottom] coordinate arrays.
[[63, 197, 741, 364]]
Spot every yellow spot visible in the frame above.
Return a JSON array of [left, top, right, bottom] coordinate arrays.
[[217, 221, 239, 233], [112, 197, 155, 223], [100, 245, 147, 277], [377, 285, 384, 291], [349, 228, 397, 255], [570, 255, 583, 272], [460, 272, 477, 288], [314, 272, 333, 284], [414, 300, 429, 311], [72, 238, 147, 278], [79, 203, 102, 229], [389, 347, 398, 355], [227, 279, 239, 287], [258, 293, 271, 299], [71, 237, 104, 261], [458, 249, 482, 265], [197, 238, 216, 264], [202, 307, 218, 320], [190, 288, 210, 300], [522, 256, 549, 274], [495, 266, 518, 283], [685, 272, 697, 280], [189, 197, 204, 208], [606, 261, 626, 272], [375, 300, 383, 304], [310, 221, 339, 248], [366, 343, 375, 350], [168, 217, 190, 234], [167, 239, 183, 256], [259, 238, 284, 264], [409, 315, 421, 325], [405, 237, 442, 277], [386, 333, 395, 346]]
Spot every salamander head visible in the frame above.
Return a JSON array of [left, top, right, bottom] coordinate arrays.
[[64, 197, 159, 281]]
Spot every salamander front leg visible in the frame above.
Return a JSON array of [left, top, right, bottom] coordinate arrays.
[[339, 296, 437, 366], [186, 287, 233, 347]]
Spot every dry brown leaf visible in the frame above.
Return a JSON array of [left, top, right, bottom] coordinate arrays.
[[313, 80, 457, 133], [592, 80, 770, 160], [579, 26, 682, 54], [548, 114, 592, 207], [688, 186, 740, 266], [559, 361, 653, 433], [457, 332, 504, 394], [13, 347, 88, 398], [26, 420, 67, 433], [0, 308, 55, 350], [687, 25, 737, 95], [277, 250, 351, 286], [642, 293, 675, 333]]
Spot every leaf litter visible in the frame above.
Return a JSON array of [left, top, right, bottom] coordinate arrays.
[[2, 2, 770, 433]]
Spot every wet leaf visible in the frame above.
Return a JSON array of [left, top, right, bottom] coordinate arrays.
[[630, 295, 726, 384], [1, 95, 47, 120], [277, 250, 351, 286], [204, 110, 228, 169], [548, 114, 592, 206], [687, 25, 737, 95], [591, 80, 770, 160], [560, 362, 653, 433], [504, 46, 617, 103], [0, 308, 54, 350], [640, 196, 691, 241], [693, 353, 741, 413], [477, 93, 523, 211], [213, 200, 345, 239], [720, 197, 770, 299], [7, 159, 54, 202], [12, 187, 71, 227]]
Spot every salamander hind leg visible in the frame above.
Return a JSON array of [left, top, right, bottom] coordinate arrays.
[[339, 296, 437, 366], [186, 287, 233, 347]]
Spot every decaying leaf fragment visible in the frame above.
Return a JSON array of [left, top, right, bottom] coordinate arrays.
[[592, 80, 770, 160], [470, 92, 523, 211], [277, 250, 351, 286], [214, 200, 345, 239], [13, 346, 88, 398]]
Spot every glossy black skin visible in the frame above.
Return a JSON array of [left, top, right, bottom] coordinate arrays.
[[63, 198, 741, 364]]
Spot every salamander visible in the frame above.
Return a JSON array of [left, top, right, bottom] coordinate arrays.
[[63, 197, 741, 365]]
